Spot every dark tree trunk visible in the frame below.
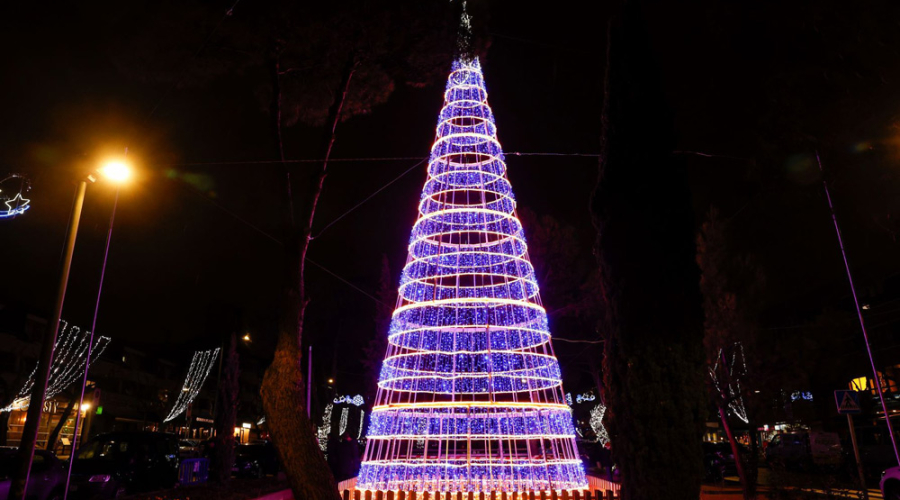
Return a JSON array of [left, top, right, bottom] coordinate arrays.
[[46, 392, 77, 454], [212, 333, 240, 486], [718, 405, 750, 499], [260, 53, 357, 500], [590, 4, 706, 499], [717, 352, 751, 500], [0, 412, 9, 446]]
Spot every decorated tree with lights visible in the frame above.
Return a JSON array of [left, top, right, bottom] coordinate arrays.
[[356, 53, 586, 493]]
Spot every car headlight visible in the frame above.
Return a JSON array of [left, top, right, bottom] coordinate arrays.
[[88, 475, 111, 483]]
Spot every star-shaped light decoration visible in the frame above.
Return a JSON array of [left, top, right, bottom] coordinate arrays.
[[2, 193, 30, 218]]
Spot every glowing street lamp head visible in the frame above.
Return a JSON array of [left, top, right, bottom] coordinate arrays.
[[99, 161, 131, 183], [80, 403, 91, 412]]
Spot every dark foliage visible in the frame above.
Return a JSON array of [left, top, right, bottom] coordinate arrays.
[[590, 3, 706, 499], [361, 254, 395, 405]]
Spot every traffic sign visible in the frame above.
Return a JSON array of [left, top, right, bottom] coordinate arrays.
[[835, 390, 861, 414]]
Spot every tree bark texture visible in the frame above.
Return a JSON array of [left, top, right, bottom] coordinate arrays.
[[260, 53, 358, 500], [212, 333, 240, 486], [591, 4, 706, 500]]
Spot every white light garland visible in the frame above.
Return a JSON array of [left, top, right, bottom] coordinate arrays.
[[358, 410, 365, 440], [339, 407, 349, 436], [163, 348, 220, 422], [2, 321, 110, 412], [590, 404, 609, 446], [318, 403, 333, 451]]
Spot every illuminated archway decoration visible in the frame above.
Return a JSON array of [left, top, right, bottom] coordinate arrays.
[[163, 348, 219, 423], [0, 174, 32, 219], [356, 58, 587, 493], [1, 321, 110, 412]]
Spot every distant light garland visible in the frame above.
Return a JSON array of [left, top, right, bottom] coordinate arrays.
[[358, 410, 366, 440], [2, 321, 110, 412], [333, 394, 365, 406], [163, 348, 220, 422], [318, 403, 333, 451], [339, 407, 349, 436], [575, 392, 595, 404], [356, 57, 586, 493], [590, 405, 609, 446]]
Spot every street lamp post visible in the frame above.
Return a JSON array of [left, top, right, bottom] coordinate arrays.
[[63, 165, 128, 500], [10, 162, 131, 500]]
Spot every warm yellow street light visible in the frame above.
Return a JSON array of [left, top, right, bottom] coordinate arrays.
[[243, 333, 251, 342], [80, 403, 91, 412], [98, 160, 131, 183]]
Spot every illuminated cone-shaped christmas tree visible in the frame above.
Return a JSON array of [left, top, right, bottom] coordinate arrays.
[[357, 57, 587, 493]]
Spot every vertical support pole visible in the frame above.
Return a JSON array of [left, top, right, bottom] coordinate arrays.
[[847, 413, 868, 500], [817, 150, 900, 466], [12, 179, 88, 500]]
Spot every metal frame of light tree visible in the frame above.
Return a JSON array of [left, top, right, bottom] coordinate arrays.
[[356, 57, 587, 493]]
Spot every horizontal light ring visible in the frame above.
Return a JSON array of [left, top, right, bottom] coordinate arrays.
[[393, 297, 546, 316], [365, 434, 575, 440], [406, 250, 531, 271], [373, 402, 570, 411]]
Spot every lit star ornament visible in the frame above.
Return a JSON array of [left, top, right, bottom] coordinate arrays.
[[2, 193, 30, 218]]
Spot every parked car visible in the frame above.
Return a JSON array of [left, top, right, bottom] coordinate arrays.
[[178, 440, 201, 458], [68, 432, 180, 499], [702, 442, 743, 482], [0, 447, 67, 500], [232, 442, 278, 478], [881, 466, 900, 499], [765, 431, 842, 469]]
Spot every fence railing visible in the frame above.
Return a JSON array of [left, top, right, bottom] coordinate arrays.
[[339, 490, 620, 500], [178, 458, 210, 485]]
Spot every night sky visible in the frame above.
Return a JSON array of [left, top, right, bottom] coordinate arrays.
[[1, 1, 899, 396]]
